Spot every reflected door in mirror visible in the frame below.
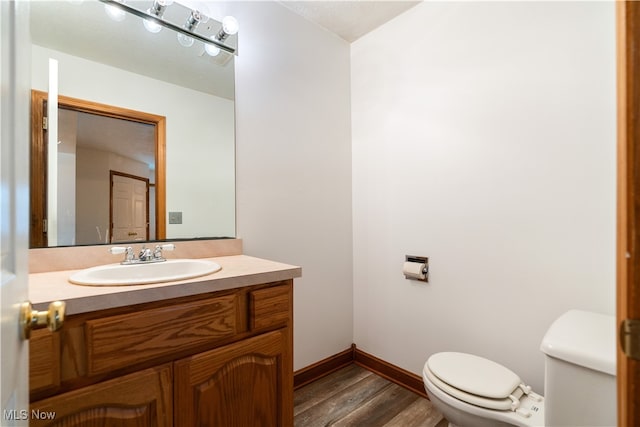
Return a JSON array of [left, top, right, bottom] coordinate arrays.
[[110, 172, 149, 243]]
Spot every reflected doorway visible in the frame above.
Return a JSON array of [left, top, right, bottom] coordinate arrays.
[[30, 90, 166, 247], [110, 171, 149, 243]]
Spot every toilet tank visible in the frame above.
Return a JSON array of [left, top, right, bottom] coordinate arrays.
[[540, 310, 616, 427]]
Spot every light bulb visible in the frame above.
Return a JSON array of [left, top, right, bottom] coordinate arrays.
[[143, 19, 162, 33], [221, 16, 239, 35], [144, 0, 175, 34], [204, 42, 220, 56], [177, 33, 194, 47], [143, 9, 162, 33], [104, 1, 126, 22]]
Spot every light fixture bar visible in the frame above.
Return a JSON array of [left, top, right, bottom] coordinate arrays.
[[98, 0, 236, 55]]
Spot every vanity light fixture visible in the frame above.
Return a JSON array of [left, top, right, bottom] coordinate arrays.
[[177, 9, 208, 48], [143, 0, 173, 34], [99, 0, 238, 55], [205, 16, 239, 57]]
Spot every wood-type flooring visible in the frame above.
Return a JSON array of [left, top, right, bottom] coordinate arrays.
[[294, 364, 448, 427]]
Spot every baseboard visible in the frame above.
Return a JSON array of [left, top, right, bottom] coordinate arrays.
[[293, 344, 355, 390], [293, 344, 427, 399], [353, 347, 427, 399]]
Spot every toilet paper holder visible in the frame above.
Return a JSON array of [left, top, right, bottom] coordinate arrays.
[[404, 255, 429, 282]]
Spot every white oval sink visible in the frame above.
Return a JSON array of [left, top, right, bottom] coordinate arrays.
[[68, 259, 222, 286]]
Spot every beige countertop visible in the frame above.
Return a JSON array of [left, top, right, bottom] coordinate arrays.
[[29, 255, 301, 315]]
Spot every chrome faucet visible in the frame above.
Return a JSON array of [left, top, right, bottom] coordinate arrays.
[[109, 244, 176, 265], [138, 246, 153, 262]]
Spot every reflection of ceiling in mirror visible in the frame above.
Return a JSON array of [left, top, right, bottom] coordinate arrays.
[[60, 109, 156, 168], [30, 0, 235, 100]]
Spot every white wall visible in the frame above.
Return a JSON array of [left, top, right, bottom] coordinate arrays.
[[31, 45, 235, 239], [352, 1, 616, 393], [220, 1, 354, 370], [75, 147, 150, 245]]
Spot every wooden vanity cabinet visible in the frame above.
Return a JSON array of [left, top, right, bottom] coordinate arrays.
[[29, 280, 294, 427]]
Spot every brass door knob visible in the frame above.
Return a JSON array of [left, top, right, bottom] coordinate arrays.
[[20, 301, 66, 340]]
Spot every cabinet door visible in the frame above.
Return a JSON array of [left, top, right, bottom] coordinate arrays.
[[29, 364, 172, 427], [175, 329, 292, 427]]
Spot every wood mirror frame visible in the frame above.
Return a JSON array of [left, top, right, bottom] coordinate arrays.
[[30, 90, 166, 247]]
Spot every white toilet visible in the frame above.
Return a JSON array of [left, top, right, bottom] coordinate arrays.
[[422, 310, 616, 427]]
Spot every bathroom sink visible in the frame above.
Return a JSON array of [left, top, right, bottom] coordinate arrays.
[[68, 259, 222, 286]]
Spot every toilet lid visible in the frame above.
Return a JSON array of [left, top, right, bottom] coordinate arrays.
[[424, 363, 522, 411], [427, 352, 521, 399]]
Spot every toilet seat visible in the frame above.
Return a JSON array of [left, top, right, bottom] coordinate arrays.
[[426, 352, 540, 413]]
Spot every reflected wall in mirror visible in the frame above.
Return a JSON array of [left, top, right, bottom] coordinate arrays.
[[29, 0, 236, 248]]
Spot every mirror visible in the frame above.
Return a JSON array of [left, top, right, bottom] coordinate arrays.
[[29, 0, 236, 248]]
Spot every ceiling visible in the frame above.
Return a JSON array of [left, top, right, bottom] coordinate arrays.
[[278, 1, 421, 42], [58, 109, 156, 168]]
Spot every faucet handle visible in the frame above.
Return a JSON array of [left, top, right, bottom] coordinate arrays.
[[109, 246, 127, 255], [153, 245, 163, 259], [110, 246, 134, 263], [153, 244, 175, 260]]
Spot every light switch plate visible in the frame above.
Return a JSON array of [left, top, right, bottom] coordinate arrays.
[[169, 211, 182, 224]]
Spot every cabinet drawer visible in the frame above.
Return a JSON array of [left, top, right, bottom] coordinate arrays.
[[86, 294, 237, 375], [29, 329, 60, 394], [250, 285, 291, 330]]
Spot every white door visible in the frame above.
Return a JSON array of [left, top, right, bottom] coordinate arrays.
[[0, 0, 31, 424], [111, 173, 149, 242]]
